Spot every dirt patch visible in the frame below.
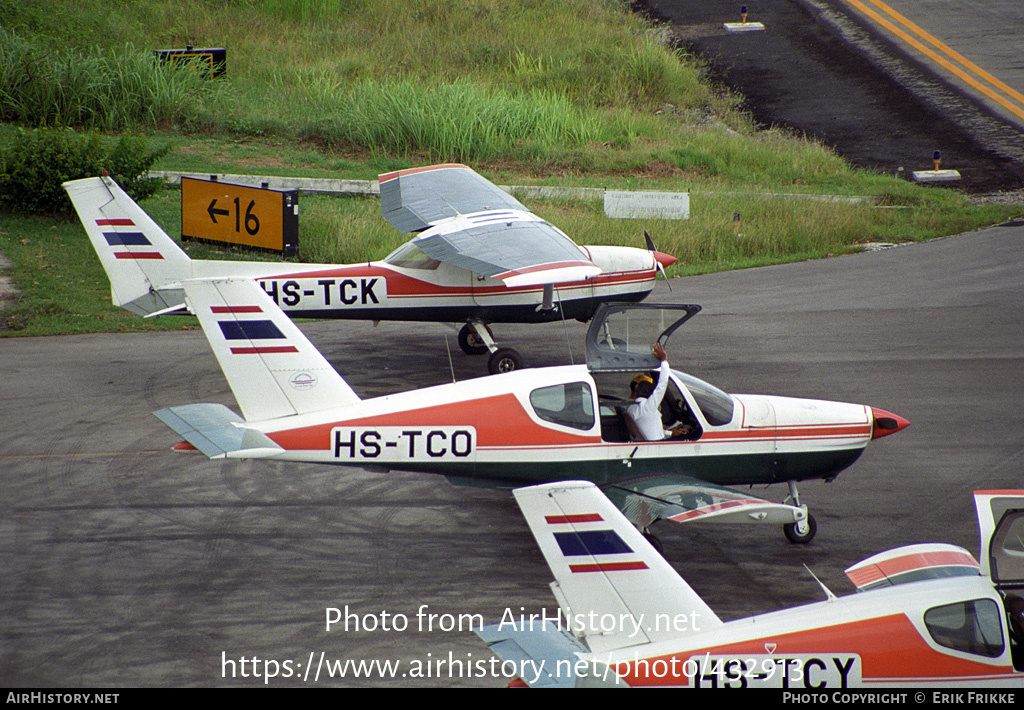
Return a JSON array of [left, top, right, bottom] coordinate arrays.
[[0, 253, 17, 329], [635, 0, 1024, 194]]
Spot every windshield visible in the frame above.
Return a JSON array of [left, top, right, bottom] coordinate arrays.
[[672, 370, 735, 426], [384, 242, 441, 270]]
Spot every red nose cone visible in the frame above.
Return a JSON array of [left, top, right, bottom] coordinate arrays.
[[653, 251, 678, 268], [871, 408, 910, 439]]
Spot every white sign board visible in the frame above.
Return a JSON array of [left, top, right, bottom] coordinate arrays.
[[604, 190, 690, 220]]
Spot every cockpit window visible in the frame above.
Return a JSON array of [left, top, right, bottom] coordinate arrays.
[[672, 370, 735, 426], [529, 382, 595, 431], [384, 243, 441, 270], [924, 599, 1004, 658]]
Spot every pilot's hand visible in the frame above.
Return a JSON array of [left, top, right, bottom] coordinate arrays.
[[653, 343, 667, 361], [670, 425, 692, 438]]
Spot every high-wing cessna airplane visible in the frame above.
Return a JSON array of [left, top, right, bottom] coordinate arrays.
[[477, 483, 1024, 688], [63, 164, 676, 373], [152, 278, 908, 544]]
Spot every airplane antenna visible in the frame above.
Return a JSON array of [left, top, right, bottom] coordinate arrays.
[[444, 334, 456, 383], [803, 564, 837, 602]]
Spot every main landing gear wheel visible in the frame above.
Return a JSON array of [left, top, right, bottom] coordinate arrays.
[[458, 323, 492, 355], [488, 347, 523, 374], [783, 514, 817, 544]]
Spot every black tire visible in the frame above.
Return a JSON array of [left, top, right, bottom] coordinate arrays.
[[783, 514, 817, 544], [458, 323, 491, 355], [488, 347, 523, 374]]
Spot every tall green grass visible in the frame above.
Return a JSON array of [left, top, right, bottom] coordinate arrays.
[[0, 1, 726, 142], [302, 80, 602, 161], [0, 26, 218, 130]]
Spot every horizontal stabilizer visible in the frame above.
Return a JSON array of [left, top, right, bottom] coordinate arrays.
[[476, 620, 595, 688], [604, 475, 804, 528], [513, 481, 721, 655], [154, 403, 283, 459]]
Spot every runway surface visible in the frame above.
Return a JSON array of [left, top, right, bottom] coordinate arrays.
[[3, 221, 1022, 686], [836, 0, 1024, 130], [641, 0, 1024, 191]]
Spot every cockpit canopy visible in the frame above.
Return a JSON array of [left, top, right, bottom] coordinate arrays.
[[585, 303, 701, 372]]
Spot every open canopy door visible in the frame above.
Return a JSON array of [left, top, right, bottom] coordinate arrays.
[[975, 490, 1024, 589], [584, 303, 701, 372]]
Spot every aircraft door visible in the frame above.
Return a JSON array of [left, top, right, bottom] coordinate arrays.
[[585, 303, 701, 372], [470, 271, 506, 310], [976, 491, 1024, 587], [989, 508, 1024, 591]]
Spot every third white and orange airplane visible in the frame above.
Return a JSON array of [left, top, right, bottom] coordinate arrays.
[[477, 483, 1024, 687]]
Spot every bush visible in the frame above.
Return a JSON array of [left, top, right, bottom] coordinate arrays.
[[0, 127, 170, 215]]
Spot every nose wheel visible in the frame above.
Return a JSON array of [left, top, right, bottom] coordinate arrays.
[[782, 480, 817, 544], [783, 514, 817, 544]]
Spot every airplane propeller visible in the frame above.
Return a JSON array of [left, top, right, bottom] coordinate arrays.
[[645, 231, 675, 291]]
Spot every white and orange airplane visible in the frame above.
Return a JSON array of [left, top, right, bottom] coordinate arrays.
[[151, 278, 908, 544], [63, 164, 676, 373], [477, 483, 1024, 688]]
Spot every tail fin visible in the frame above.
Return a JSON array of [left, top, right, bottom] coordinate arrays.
[[184, 278, 360, 421], [63, 176, 191, 316], [511, 481, 722, 654]]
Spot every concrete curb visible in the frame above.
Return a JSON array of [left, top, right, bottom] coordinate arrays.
[[147, 170, 874, 204]]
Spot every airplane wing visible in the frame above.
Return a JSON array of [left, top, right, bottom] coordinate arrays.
[[379, 164, 601, 288], [379, 163, 529, 231], [844, 543, 980, 592], [602, 475, 805, 527], [511, 481, 722, 655]]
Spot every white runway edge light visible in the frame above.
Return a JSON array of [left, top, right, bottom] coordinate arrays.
[[913, 150, 961, 182], [724, 5, 765, 32]]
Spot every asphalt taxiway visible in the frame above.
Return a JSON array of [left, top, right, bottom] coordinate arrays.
[[2, 220, 1022, 686]]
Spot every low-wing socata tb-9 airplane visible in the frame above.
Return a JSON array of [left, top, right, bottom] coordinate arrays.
[[152, 278, 908, 544], [63, 164, 676, 373], [477, 483, 1024, 687]]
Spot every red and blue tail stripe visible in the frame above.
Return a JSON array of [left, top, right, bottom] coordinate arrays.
[[215, 307, 299, 355], [548, 518, 650, 573], [97, 218, 164, 260]]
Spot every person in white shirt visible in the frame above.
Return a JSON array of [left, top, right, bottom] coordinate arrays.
[[627, 343, 694, 441]]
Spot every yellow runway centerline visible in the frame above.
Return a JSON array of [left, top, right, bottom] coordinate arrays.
[[843, 0, 1024, 122]]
